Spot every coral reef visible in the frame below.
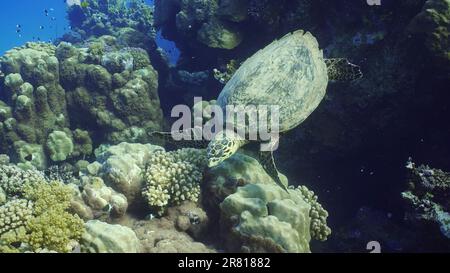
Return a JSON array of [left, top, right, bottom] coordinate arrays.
[[142, 148, 207, 215], [70, 175, 128, 221], [203, 152, 288, 208], [402, 160, 450, 239], [155, 0, 243, 50], [213, 59, 239, 84], [46, 131, 74, 162], [60, 39, 164, 144], [2, 0, 449, 254], [408, 0, 450, 71], [0, 43, 69, 169], [0, 38, 163, 169], [296, 185, 332, 242], [154, 0, 314, 53], [0, 177, 84, 253], [203, 152, 330, 252], [0, 165, 46, 196], [63, 0, 169, 88], [81, 220, 140, 253], [67, 0, 156, 47], [132, 202, 214, 253], [220, 183, 312, 253], [95, 142, 164, 205]]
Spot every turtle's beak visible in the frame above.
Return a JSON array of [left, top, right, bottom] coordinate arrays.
[[208, 156, 223, 168], [208, 158, 220, 168]]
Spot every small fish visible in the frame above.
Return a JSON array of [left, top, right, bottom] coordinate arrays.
[[80, 1, 90, 8], [39, 26, 45, 30]]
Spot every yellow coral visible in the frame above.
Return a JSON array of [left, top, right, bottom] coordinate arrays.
[[14, 181, 85, 252], [26, 210, 84, 253], [23, 180, 72, 214], [0, 226, 28, 253]]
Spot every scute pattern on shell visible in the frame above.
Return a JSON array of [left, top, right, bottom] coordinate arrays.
[[217, 30, 329, 133]]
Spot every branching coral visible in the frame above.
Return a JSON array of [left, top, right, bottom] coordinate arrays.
[[0, 199, 33, 236], [22, 181, 85, 252], [295, 185, 331, 242], [142, 148, 207, 215], [0, 165, 45, 196], [0, 177, 85, 253]]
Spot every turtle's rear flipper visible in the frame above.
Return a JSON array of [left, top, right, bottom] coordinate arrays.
[[259, 151, 289, 192], [325, 58, 363, 81], [149, 129, 209, 149]]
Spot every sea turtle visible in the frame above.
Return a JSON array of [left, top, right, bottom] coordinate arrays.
[[153, 30, 362, 191]]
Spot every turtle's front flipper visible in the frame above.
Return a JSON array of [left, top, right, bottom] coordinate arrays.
[[149, 129, 209, 149], [324, 58, 363, 81], [259, 151, 289, 192]]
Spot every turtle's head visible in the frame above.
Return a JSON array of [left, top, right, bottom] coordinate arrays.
[[207, 131, 243, 167]]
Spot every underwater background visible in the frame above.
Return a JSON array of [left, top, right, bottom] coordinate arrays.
[[0, 0, 449, 253]]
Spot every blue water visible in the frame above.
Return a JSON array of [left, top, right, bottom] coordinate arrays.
[[0, 0, 68, 54], [0, 0, 180, 65]]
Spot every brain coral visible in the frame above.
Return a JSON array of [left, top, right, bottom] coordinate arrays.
[[142, 148, 207, 215]]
